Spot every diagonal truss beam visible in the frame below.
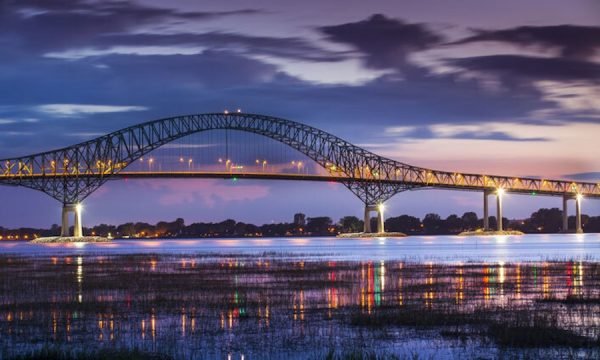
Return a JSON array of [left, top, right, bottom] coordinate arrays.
[[0, 113, 598, 205]]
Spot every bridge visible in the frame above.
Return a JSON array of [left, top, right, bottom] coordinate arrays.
[[1, 112, 598, 237]]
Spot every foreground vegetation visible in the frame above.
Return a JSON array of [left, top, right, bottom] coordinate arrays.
[[0, 255, 599, 358]]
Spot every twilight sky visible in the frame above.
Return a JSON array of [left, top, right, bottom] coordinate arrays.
[[1, 0, 600, 227]]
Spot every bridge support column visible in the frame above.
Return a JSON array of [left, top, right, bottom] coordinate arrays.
[[483, 190, 491, 230], [575, 195, 583, 234], [377, 204, 385, 234], [496, 189, 504, 232], [562, 196, 569, 232], [363, 205, 372, 233], [562, 194, 583, 233], [363, 204, 385, 234], [61, 203, 83, 237]]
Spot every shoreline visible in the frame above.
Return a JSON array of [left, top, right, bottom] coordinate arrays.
[[30, 236, 112, 244], [458, 230, 525, 236], [337, 232, 407, 238]]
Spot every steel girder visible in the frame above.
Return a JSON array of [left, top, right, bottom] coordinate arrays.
[[0, 113, 423, 204], [1, 113, 599, 205]]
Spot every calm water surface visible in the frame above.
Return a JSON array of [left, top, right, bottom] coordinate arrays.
[[1, 233, 599, 261]]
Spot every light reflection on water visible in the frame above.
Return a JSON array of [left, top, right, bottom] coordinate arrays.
[[0, 255, 597, 357], [0, 233, 599, 261], [0, 235, 599, 358]]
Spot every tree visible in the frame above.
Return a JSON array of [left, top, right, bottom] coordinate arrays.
[[461, 212, 479, 230], [423, 213, 443, 234], [339, 216, 362, 233], [306, 217, 332, 235], [385, 215, 421, 234], [529, 208, 563, 233], [445, 214, 463, 233]]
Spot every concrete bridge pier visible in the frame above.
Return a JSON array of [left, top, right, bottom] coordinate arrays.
[[496, 189, 504, 232], [562, 196, 569, 232], [61, 203, 83, 237], [483, 189, 503, 231], [363, 203, 385, 233], [483, 190, 491, 230], [562, 194, 583, 233], [576, 195, 583, 233]]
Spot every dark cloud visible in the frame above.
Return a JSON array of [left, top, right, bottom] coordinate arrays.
[[319, 14, 443, 70], [0, 0, 261, 54], [451, 25, 600, 59], [0, 51, 553, 157], [404, 128, 548, 142], [448, 55, 600, 82], [562, 172, 600, 181]]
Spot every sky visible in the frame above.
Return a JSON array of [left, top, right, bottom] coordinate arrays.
[[1, 0, 599, 228]]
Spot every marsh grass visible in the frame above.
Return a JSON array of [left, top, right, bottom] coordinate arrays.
[[8, 347, 172, 360], [0, 254, 599, 358]]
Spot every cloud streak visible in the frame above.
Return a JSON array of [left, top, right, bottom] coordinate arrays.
[[36, 104, 149, 117]]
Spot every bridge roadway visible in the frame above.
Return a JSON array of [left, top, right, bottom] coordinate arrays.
[[5, 171, 599, 198]]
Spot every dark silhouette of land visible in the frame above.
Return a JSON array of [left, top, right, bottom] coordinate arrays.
[[1, 207, 600, 240]]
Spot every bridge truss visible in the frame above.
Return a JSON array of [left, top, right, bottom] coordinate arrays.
[[1, 113, 599, 208]]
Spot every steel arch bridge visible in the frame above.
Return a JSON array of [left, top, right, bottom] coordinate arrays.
[[1, 112, 599, 235]]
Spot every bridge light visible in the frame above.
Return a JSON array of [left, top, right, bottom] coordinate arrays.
[[218, 158, 223, 163], [497, 188, 505, 196], [377, 203, 385, 212], [179, 157, 184, 162], [236, 109, 241, 113], [255, 159, 260, 164], [576, 193, 583, 201], [224, 110, 229, 114], [76, 203, 82, 213]]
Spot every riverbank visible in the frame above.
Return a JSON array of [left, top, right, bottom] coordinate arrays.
[[30, 236, 112, 243], [458, 230, 524, 236], [337, 232, 407, 238]]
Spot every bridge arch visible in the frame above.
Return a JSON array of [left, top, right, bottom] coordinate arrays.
[[0, 113, 423, 205]]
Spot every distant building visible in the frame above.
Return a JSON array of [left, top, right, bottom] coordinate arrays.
[[294, 213, 306, 226]]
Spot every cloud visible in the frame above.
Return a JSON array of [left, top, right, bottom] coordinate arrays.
[[451, 25, 600, 59], [448, 55, 600, 82], [36, 104, 148, 117], [0, 0, 261, 55], [50, 32, 346, 63], [428, 123, 549, 142], [381, 123, 549, 142], [319, 14, 443, 70], [562, 172, 600, 181]]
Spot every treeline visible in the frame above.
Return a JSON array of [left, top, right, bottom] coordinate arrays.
[[1, 208, 600, 240]]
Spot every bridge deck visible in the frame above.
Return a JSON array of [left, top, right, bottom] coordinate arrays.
[[2, 171, 599, 198]]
